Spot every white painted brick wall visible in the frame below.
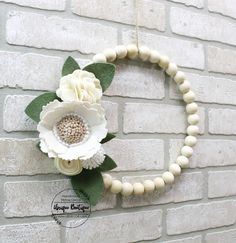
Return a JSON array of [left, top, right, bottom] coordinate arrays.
[[1, 0, 236, 242]]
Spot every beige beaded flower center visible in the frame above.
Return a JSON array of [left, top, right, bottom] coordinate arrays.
[[54, 114, 89, 145]]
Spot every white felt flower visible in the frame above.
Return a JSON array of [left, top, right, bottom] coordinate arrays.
[[56, 69, 102, 103], [81, 148, 105, 170], [54, 158, 83, 176], [38, 100, 107, 160]]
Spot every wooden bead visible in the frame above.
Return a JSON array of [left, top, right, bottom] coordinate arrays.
[[115, 45, 127, 59], [166, 62, 178, 77], [149, 50, 160, 63], [121, 182, 133, 196], [169, 163, 181, 176], [181, 145, 193, 158], [93, 53, 107, 63], [188, 114, 200, 125], [174, 71, 186, 84], [153, 177, 165, 190], [159, 55, 170, 69], [186, 102, 198, 114], [133, 182, 145, 195], [143, 180, 155, 193], [162, 171, 175, 185], [179, 80, 191, 93], [103, 173, 112, 189], [176, 155, 189, 168], [127, 44, 138, 59], [185, 136, 197, 147], [138, 46, 151, 61], [187, 125, 199, 136], [103, 48, 116, 62], [183, 91, 196, 103], [110, 179, 122, 194]]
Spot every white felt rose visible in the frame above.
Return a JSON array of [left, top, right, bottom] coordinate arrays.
[[38, 100, 107, 160], [54, 158, 83, 176], [56, 69, 102, 103]]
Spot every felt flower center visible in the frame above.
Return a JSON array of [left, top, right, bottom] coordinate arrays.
[[54, 114, 89, 145]]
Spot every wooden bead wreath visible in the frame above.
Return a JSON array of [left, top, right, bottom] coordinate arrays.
[[93, 44, 199, 197]]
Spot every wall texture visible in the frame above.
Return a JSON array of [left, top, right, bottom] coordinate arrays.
[[0, 0, 236, 242]]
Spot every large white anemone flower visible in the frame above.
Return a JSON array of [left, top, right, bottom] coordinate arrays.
[[38, 100, 107, 161]]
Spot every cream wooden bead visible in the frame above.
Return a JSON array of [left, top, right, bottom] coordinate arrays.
[[185, 135, 197, 147], [186, 102, 198, 114], [166, 62, 178, 77], [187, 125, 199, 136], [169, 163, 181, 176], [162, 171, 175, 185], [149, 50, 161, 63], [103, 48, 116, 62], [183, 90, 196, 103], [93, 53, 107, 63], [159, 55, 170, 69], [103, 173, 112, 189], [181, 145, 193, 158], [188, 114, 200, 125], [110, 179, 122, 194], [133, 182, 145, 195], [179, 80, 191, 93], [138, 46, 151, 61], [174, 71, 186, 84], [153, 177, 165, 190], [121, 182, 133, 196], [127, 44, 138, 59], [115, 45, 127, 59], [143, 180, 155, 193], [176, 155, 189, 168]]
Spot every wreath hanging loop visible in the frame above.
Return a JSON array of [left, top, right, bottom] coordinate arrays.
[[25, 44, 199, 205]]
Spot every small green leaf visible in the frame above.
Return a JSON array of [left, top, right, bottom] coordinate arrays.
[[99, 155, 117, 172], [25, 92, 60, 123], [83, 63, 115, 92], [101, 133, 116, 144], [71, 169, 104, 206], [62, 56, 80, 76]]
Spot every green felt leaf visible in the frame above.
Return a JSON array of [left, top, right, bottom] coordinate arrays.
[[83, 63, 115, 92], [62, 56, 80, 76], [25, 92, 60, 123], [71, 169, 104, 206], [99, 155, 117, 172], [101, 133, 116, 144]]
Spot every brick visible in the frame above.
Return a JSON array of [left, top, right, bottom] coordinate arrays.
[[169, 139, 236, 168], [163, 236, 202, 243], [103, 139, 164, 171], [171, 7, 236, 46], [169, 72, 236, 105], [209, 108, 236, 135], [122, 172, 203, 208], [205, 228, 236, 243], [208, 0, 236, 19], [169, 0, 204, 8], [3, 95, 37, 132], [122, 30, 204, 69], [105, 63, 165, 99], [0, 51, 63, 91], [3, 95, 118, 133], [166, 200, 236, 235], [6, 11, 118, 54], [208, 170, 236, 198], [4, 180, 116, 217], [72, 0, 165, 31], [65, 210, 162, 242], [208, 46, 236, 74], [0, 138, 57, 175], [123, 103, 205, 134], [0, 221, 60, 243]]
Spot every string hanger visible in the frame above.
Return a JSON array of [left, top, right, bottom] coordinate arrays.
[[134, 0, 140, 48]]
